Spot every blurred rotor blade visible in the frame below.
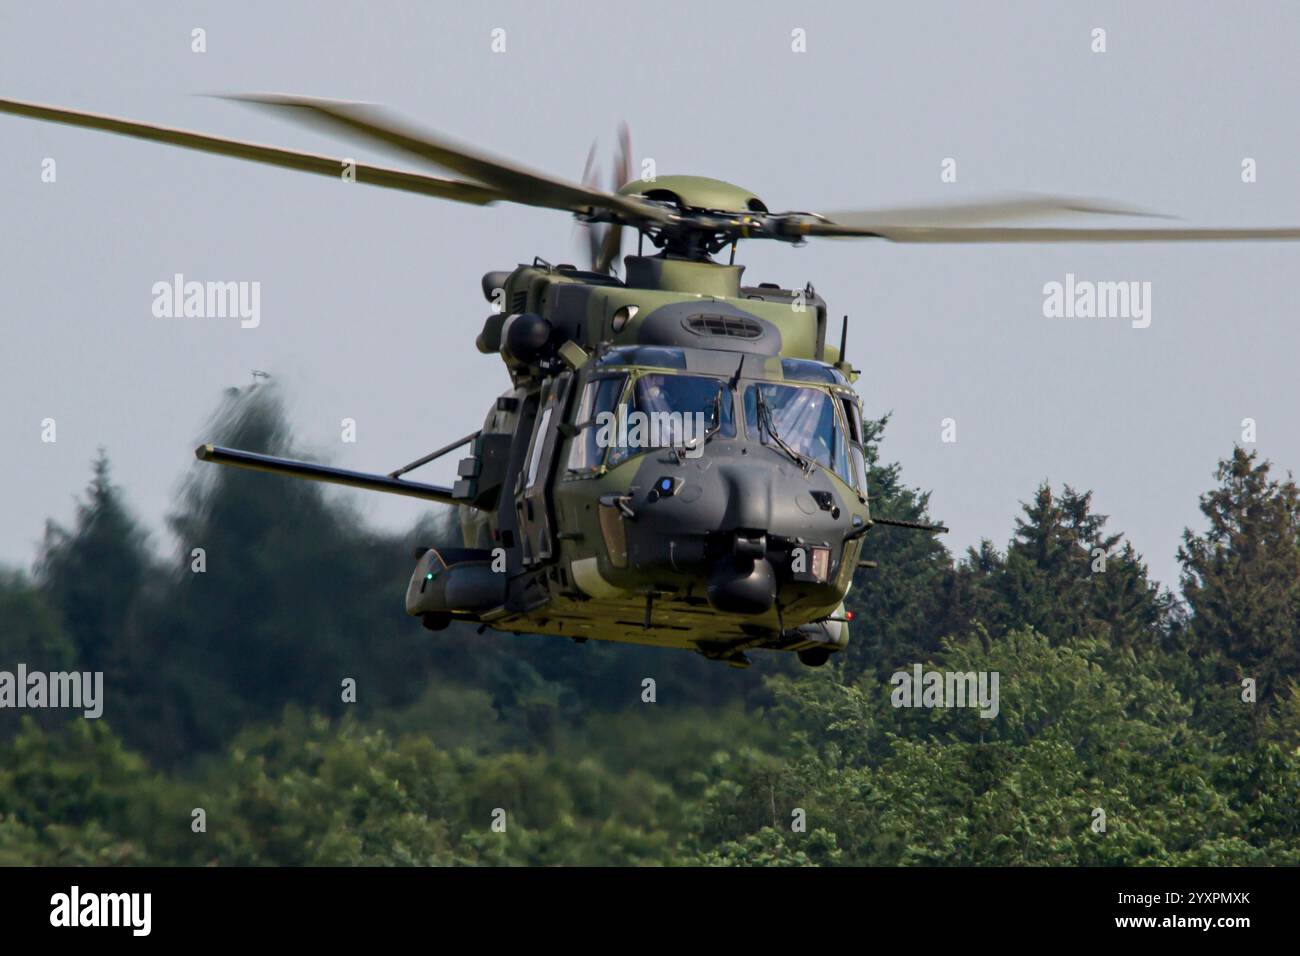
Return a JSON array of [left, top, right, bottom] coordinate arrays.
[[596, 221, 623, 273], [797, 221, 1300, 243], [612, 122, 632, 191], [578, 140, 603, 270], [0, 96, 503, 204], [595, 124, 634, 274], [817, 194, 1170, 228], [222, 93, 665, 222]]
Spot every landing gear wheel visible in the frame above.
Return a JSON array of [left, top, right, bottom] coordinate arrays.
[[421, 612, 451, 632], [798, 647, 831, 667]]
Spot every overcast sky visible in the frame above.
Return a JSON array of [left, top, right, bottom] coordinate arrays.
[[3, 1, 1298, 590]]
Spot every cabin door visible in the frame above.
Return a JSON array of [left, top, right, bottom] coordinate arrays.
[[515, 371, 573, 567]]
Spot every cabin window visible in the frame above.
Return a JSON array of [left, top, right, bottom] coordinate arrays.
[[525, 408, 552, 490]]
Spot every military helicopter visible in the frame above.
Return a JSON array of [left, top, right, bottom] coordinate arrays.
[[5, 94, 1299, 667]]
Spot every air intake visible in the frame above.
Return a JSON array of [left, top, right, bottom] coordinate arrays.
[[685, 313, 763, 338]]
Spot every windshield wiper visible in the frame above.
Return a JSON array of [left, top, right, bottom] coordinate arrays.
[[677, 389, 724, 460], [755, 388, 811, 473]]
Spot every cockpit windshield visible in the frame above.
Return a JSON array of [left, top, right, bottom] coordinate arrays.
[[567, 372, 737, 473], [606, 374, 736, 467], [743, 383, 851, 481]]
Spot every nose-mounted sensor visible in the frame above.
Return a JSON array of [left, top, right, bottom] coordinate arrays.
[[647, 476, 681, 502]]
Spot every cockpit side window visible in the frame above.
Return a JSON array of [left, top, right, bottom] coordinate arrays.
[[744, 383, 852, 483], [565, 374, 626, 473], [839, 394, 869, 495]]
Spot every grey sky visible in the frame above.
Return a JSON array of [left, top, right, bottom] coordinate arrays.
[[3, 1, 1298, 591]]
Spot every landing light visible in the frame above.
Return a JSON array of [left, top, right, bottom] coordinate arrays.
[[810, 546, 830, 582]]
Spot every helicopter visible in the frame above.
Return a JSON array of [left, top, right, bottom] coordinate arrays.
[[5, 93, 1299, 668]]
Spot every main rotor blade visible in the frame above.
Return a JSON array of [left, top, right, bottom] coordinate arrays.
[[817, 193, 1169, 228], [0, 96, 503, 204], [222, 93, 665, 222], [801, 222, 1300, 243]]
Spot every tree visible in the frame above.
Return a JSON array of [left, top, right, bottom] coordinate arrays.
[[945, 485, 1170, 657], [133, 384, 441, 762], [36, 451, 151, 675], [843, 414, 953, 677], [1179, 446, 1300, 716], [719, 630, 1287, 866], [0, 718, 203, 865], [0, 570, 75, 670], [0, 571, 78, 741]]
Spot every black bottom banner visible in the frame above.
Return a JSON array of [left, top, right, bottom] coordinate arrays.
[[0, 865, 1292, 942]]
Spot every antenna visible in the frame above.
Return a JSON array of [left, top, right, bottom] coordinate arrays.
[[834, 315, 859, 382]]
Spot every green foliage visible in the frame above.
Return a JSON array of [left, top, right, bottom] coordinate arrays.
[[0, 572, 78, 742], [0, 718, 202, 865], [0, 571, 75, 673]]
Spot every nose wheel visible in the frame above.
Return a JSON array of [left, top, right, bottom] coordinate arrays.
[[421, 612, 452, 632], [797, 647, 831, 667]]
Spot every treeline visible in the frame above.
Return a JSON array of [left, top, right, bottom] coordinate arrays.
[[1, 385, 1297, 864]]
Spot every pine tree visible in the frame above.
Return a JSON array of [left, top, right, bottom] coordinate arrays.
[[36, 451, 151, 674], [945, 484, 1168, 655], [1179, 446, 1300, 707]]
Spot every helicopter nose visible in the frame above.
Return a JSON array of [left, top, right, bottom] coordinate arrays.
[[615, 445, 853, 615], [718, 463, 774, 530]]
